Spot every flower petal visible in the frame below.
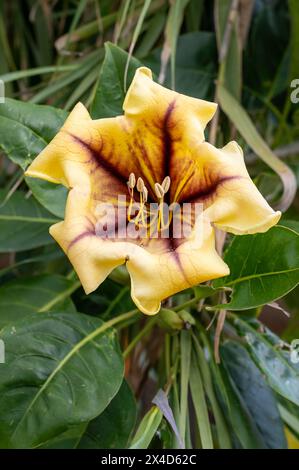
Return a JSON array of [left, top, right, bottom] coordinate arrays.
[[126, 218, 229, 314], [26, 69, 217, 202], [25, 103, 95, 188], [179, 141, 281, 235], [49, 187, 128, 294], [50, 187, 228, 314], [123, 67, 218, 195]]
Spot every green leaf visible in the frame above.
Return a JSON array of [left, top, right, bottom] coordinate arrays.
[[214, 226, 299, 310], [40, 380, 136, 449], [190, 349, 213, 449], [0, 65, 77, 83], [0, 190, 59, 252], [129, 406, 163, 449], [0, 312, 124, 448], [231, 316, 299, 408], [179, 330, 191, 446], [160, 0, 191, 90], [25, 177, 67, 219], [289, 0, 299, 81], [280, 219, 299, 234], [278, 401, 299, 438], [244, 1, 290, 93], [215, 0, 242, 100], [0, 274, 79, 328], [218, 85, 296, 211], [0, 98, 68, 217], [218, 358, 265, 448], [0, 98, 67, 169], [146, 32, 216, 101], [0, 248, 64, 279], [135, 11, 166, 59], [78, 381, 136, 449], [91, 42, 142, 119], [193, 332, 231, 448], [221, 341, 287, 449]]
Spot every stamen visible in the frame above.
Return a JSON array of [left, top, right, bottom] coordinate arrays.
[[142, 186, 148, 203], [154, 183, 164, 200], [131, 176, 148, 228], [162, 176, 171, 194], [137, 177, 145, 193], [126, 174, 174, 234], [127, 173, 136, 221], [128, 172, 136, 189]]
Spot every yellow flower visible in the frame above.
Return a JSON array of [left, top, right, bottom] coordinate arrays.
[[25, 67, 280, 315]]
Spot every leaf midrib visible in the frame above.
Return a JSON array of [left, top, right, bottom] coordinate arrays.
[[10, 310, 136, 441], [0, 114, 48, 146], [224, 267, 299, 286], [0, 214, 58, 223]]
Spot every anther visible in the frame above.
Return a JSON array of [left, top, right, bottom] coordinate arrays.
[[142, 187, 148, 203], [137, 177, 145, 193], [154, 183, 164, 200], [128, 172, 136, 189], [162, 176, 171, 193]]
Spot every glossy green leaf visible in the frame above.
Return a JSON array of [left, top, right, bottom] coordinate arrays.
[[25, 177, 67, 219], [0, 312, 124, 448], [232, 316, 299, 407], [278, 400, 299, 438], [244, 1, 290, 94], [221, 341, 287, 449], [0, 98, 67, 169], [78, 381, 136, 449], [76, 381, 135, 449], [280, 219, 299, 233], [130, 406, 163, 449], [214, 226, 299, 310], [218, 85, 296, 211], [146, 32, 216, 100], [0, 98, 68, 218], [40, 380, 136, 449], [218, 359, 265, 449], [193, 332, 231, 449], [91, 42, 142, 119], [190, 350, 213, 449], [0, 274, 79, 328], [0, 247, 64, 279], [179, 330, 191, 446], [0, 190, 58, 252]]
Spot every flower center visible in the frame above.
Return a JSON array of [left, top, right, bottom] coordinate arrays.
[[127, 172, 172, 233]]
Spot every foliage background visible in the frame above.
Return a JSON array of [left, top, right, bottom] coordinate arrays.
[[0, 0, 299, 450]]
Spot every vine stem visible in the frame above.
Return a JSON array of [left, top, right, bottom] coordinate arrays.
[[123, 317, 157, 359], [173, 297, 197, 312]]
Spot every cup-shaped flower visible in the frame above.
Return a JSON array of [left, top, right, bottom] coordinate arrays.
[[25, 67, 280, 314]]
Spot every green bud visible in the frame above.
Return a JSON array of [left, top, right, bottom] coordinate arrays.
[[178, 309, 196, 327], [157, 308, 184, 332]]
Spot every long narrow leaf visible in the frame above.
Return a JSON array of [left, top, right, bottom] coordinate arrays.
[[218, 84, 297, 211]]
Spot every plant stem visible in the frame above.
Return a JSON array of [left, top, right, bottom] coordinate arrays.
[[123, 317, 156, 358], [102, 286, 130, 318], [165, 333, 171, 378], [173, 297, 197, 312], [100, 309, 139, 332]]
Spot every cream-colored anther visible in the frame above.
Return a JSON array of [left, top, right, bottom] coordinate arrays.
[[155, 183, 165, 200], [142, 186, 148, 202], [128, 172, 136, 189], [137, 177, 145, 192], [161, 176, 171, 193]]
